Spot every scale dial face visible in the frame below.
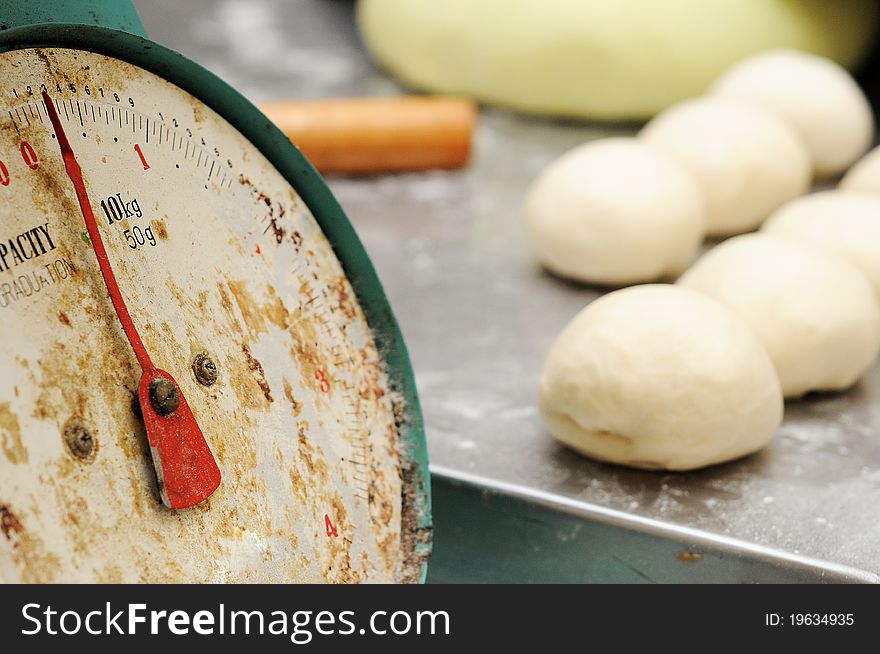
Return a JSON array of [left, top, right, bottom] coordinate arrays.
[[0, 48, 419, 583]]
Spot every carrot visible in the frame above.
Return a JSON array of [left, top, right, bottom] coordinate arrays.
[[258, 97, 477, 174]]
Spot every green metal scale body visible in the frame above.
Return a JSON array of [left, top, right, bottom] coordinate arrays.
[[0, 1, 430, 583]]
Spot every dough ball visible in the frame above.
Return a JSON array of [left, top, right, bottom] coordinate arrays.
[[711, 49, 874, 177], [357, 0, 878, 121], [840, 145, 880, 195], [679, 234, 880, 397], [640, 97, 810, 236], [524, 138, 706, 285], [762, 191, 880, 298], [538, 284, 782, 471]]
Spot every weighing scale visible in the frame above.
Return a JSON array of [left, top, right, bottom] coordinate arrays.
[[0, 2, 430, 583]]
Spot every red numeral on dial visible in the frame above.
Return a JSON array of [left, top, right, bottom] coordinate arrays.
[[20, 141, 38, 170], [325, 514, 339, 538], [315, 369, 330, 393], [0, 160, 8, 186], [134, 143, 150, 170]]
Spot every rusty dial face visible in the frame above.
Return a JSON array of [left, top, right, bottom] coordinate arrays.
[[0, 48, 417, 582]]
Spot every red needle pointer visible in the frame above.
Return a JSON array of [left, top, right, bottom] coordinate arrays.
[[43, 92, 221, 509]]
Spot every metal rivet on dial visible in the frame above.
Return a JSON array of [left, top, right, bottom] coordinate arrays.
[[62, 418, 96, 461], [192, 352, 218, 387]]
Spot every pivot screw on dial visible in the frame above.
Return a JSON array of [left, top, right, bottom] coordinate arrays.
[[149, 378, 181, 417], [192, 352, 218, 387]]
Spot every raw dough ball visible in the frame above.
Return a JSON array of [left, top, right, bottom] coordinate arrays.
[[762, 191, 880, 298], [711, 49, 874, 177], [357, 0, 878, 121], [538, 284, 783, 471], [640, 97, 810, 236], [523, 138, 706, 285], [840, 146, 880, 194], [679, 234, 880, 397]]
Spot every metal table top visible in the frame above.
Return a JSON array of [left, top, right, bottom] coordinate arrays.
[[137, 0, 880, 578]]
